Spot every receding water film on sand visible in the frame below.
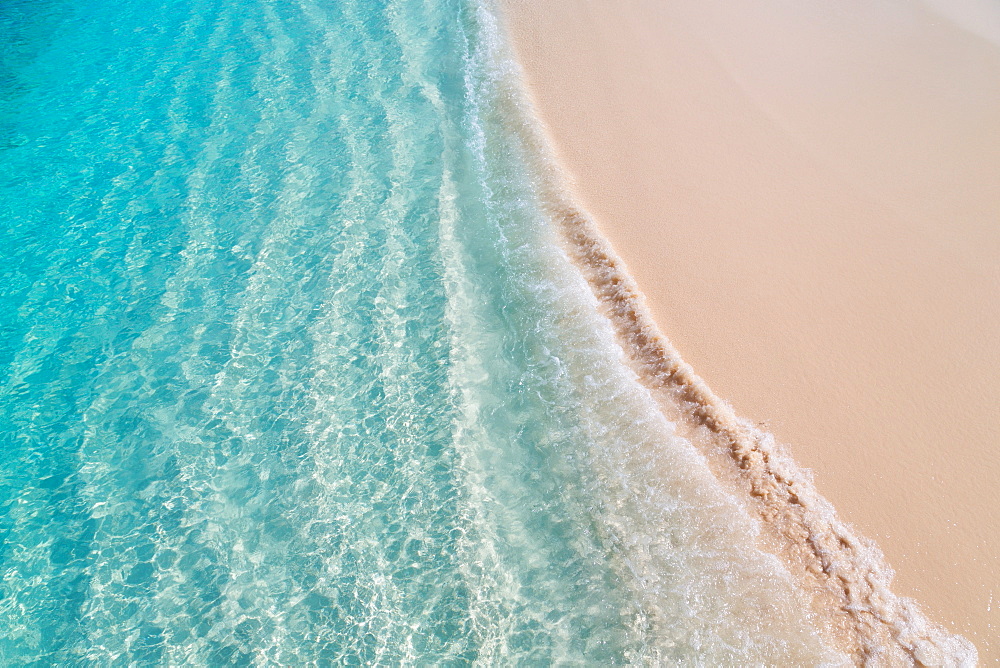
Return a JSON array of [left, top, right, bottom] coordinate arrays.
[[0, 0, 987, 663]]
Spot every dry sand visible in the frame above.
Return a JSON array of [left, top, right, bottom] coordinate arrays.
[[499, 0, 1000, 659]]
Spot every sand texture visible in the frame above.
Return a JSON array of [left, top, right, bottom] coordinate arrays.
[[499, 0, 1000, 660]]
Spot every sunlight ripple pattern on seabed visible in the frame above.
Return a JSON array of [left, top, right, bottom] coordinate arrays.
[[0, 0, 841, 663]]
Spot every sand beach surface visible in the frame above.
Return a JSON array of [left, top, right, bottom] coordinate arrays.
[[499, 0, 1000, 658]]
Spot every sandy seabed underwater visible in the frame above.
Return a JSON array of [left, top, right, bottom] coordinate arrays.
[[0, 0, 975, 663]]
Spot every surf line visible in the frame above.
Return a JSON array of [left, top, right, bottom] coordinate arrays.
[[481, 1, 977, 664]]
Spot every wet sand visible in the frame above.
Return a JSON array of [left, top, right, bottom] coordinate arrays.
[[499, 0, 1000, 659]]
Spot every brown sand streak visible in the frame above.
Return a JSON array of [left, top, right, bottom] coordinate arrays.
[[483, 3, 980, 663], [551, 202, 971, 665]]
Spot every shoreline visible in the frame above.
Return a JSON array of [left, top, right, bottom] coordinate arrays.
[[494, 0, 998, 661], [491, 67, 974, 668]]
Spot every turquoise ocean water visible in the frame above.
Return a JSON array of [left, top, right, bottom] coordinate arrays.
[[0, 0, 857, 662]]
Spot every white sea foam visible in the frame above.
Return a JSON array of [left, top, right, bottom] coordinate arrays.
[[478, 0, 980, 664]]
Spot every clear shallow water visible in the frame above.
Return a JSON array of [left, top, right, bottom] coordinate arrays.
[[0, 0, 842, 663]]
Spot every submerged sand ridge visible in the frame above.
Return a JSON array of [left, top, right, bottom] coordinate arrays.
[[498, 0, 1000, 661]]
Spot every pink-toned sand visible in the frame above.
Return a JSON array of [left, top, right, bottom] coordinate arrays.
[[500, 0, 1000, 658]]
